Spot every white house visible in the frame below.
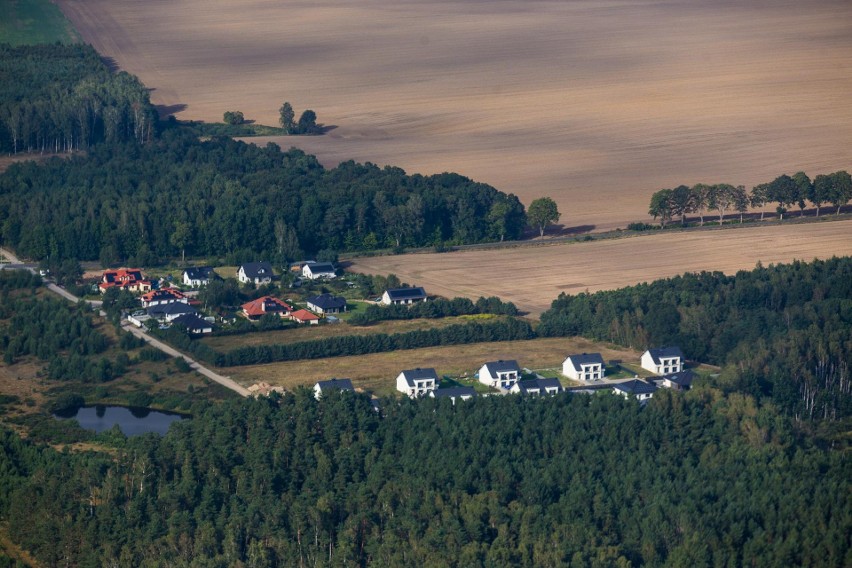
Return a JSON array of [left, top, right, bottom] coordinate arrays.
[[429, 387, 476, 404], [562, 353, 605, 381], [306, 293, 347, 315], [382, 287, 427, 305], [510, 378, 563, 396], [613, 379, 657, 402], [302, 262, 337, 280], [396, 368, 439, 398], [182, 266, 217, 287], [147, 302, 198, 323], [313, 378, 354, 400], [641, 347, 684, 375], [238, 262, 274, 285], [171, 314, 214, 335], [478, 360, 521, 390]]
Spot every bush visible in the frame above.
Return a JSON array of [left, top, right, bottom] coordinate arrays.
[[49, 392, 84, 413], [223, 111, 244, 125], [627, 222, 656, 231]]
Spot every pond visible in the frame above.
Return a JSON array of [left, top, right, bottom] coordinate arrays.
[[54, 405, 187, 436]]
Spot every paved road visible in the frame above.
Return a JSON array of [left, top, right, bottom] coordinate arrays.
[[1, 246, 249, 397]]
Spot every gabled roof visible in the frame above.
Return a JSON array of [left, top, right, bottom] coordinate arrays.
[[563, 352, 605, 371], [148, 302, 197, 317], [385, 287, 427, 300], [102, 268, 144, 283], [242, 296, 292, 317], [240, 261, 273, 280], [661, 370, 695, 387], [431, 387, 476, 399], [399, 368, 439, 385], [316, 378, 354, 392], [141, 288, 186, 302], [514, 378, 563, 394], [171, 314, 214, 332], [290, 309, 319, 322], [183, 266, 217, 280], [613, 379, 658, 395], [645, 346, 684, 364], [483, 360, 520, 375], [305, 262, 336, 274], [307, 293, 346, 310]]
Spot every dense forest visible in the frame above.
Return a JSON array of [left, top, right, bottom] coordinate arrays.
[[538, 257, 852, 421], [0, 43, 157, 153], [0, 130, 527, 262], [1, 389, 850, 567]]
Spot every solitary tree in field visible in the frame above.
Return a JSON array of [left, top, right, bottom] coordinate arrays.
[[297, 110, 318, 134], [223, 111, 244, 125], [279, 102, 295, 133], [527, 197, 560, 238]]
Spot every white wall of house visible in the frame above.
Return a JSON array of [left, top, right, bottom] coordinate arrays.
[[640, 352, 683, 375], [562, 359, 604, 381], [396, 373, 436, 397], [478, 365, 519, 390]]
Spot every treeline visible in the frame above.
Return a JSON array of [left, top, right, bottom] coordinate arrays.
[[539, 257, 852, 421], [648, 170, 851, 226], [1, 389, 849, 566], [349, 296, 518, 326], [0, 130, 527, 263], [0, 43, 157, 153], [0, 270, 41, 292], [216, 317, 533, 366]]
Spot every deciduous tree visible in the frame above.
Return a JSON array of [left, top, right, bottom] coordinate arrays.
[[526, 197, 560, 238]]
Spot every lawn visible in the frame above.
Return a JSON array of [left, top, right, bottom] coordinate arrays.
[[0, 0, 79, 45], [200, 315, 510, 350], [222, 336, 641, 397]]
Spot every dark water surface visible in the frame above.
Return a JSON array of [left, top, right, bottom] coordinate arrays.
[[54, 405, 187, 436]]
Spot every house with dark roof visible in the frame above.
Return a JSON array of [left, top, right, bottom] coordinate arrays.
[[313, 378, 354, 399], [183, 266, 218, 287], [641, 347, 684, 375], [562, 353, 605, 381], [396, 368, 439, 397], [510, 378, 563, 396], [237, 262, 274, 285], [147, 302, 198, 322], [171, 314, 214, 335], [241, 296, 293, 320], [653, 370, 696, 391], [302, 262, 337, 280], [140, 288, 188, 308], [478, 360, 521, 390], [613, 379, 658, 402], [306, 293, 347, 315], [429, 386, 476, 404], [99, 268, 151, 294], [381, 287, 427, 305], [290, 309, 320, 325]]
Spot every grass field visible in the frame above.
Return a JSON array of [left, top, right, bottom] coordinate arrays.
[[57, 0, 852, 231], [347, 220, 852, 317], [1, 0, 78, 45], [222, 336, 640, 397], [200, 314, 507, 351]]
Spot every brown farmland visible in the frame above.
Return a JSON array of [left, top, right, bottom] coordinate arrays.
[[346, 221, 852, 317], [57, 0, 852, 231]]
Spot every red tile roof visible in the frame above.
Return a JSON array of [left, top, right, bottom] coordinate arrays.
[[241, 296, 293, 318], [290, 309, 320, 322]]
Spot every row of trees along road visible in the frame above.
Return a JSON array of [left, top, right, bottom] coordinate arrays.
[[648, 170, 851, 227]]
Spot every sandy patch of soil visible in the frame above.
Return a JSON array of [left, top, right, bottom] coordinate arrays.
[[56, 0, 852, 230], [346, 220, 852, 317]]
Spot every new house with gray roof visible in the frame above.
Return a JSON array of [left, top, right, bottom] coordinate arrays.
[[641, 347, 684, 375], [314, 378, 355, 399], [562, 352, 605, 381], [382, 287, 427, 305], [396, 368, 439, 398], [510, 378, 563, 396], [478, 360, 521, 390], [613, 379, 658, 402], [238, 262, 274, 285]]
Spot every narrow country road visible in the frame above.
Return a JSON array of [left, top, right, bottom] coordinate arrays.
[[1, 246, 250, 397]]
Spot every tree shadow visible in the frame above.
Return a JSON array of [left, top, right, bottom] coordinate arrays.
[[155, 104, 188, 119], [100, 56, 121, 73], [558, 224, 596, 236]]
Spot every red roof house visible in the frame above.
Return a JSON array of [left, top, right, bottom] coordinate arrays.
[[241, 296, 293, 320], [99, 268, 152, 294], [290, 309, 320, 325], [140, 288, 188, 308]]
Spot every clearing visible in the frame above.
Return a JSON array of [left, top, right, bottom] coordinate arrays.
[[346, 220, 852, 317], [56, 0, 852, 231]]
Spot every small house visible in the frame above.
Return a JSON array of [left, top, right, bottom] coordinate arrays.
[[562, 353, 605, 381], [641, 347, 684, 375], [183, 266, 218, 287], [478, 360, 521, 390], [429, 387, 476, 404], [147, 302, 198, 323], [314, 378, 354, 399], [510, 378, 563, 396], [381, 287, 427, 305], [302, 262, 337, 280], [655, 370, 695, 391], [290, 309, 320, 325], [241, 296, 293, 320], [140, 288, 188, 308], [396, 368, 439, 398], [237, 262, 274, 285], [613, 379, 658, 402], [171, 314, 214, 335], [306, 293, 347, 315]]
